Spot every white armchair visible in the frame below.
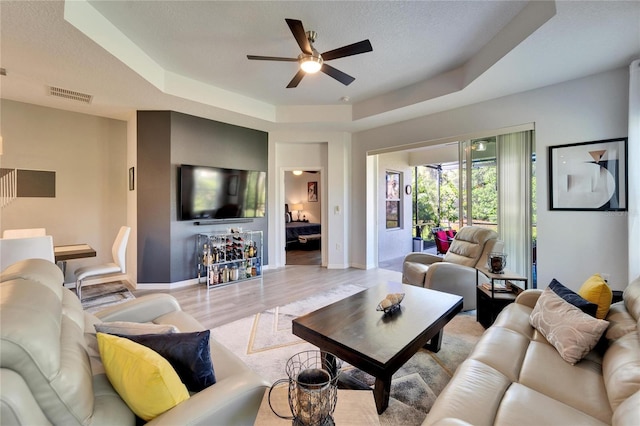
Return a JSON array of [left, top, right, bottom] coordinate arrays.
[[402, 226, 503, 311]]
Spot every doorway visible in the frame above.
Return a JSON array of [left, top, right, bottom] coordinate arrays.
[[285, 170, 322, 265]]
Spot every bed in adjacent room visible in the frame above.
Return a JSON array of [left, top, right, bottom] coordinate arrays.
[[285, 204, 321, 249]]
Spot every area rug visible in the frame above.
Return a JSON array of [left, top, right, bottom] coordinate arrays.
[[81, 282, 135, 313], [210, 285, 485, 425]]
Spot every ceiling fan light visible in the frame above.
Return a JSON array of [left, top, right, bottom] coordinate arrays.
[[300, 55, 323, 73]]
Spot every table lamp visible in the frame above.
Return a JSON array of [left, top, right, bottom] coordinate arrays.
[[291, 203, 303, 221]]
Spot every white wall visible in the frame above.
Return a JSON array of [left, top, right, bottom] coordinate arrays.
[[352, 67, 631, 291], [377, 151, 413, 262], [0, 100, 128, 282]]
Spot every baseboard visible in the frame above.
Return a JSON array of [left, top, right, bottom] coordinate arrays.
[[134, 278, 199, 291]]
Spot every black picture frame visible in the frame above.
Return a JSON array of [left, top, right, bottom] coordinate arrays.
[[129, 167, 135, 191], [548, 138, 628, 211]]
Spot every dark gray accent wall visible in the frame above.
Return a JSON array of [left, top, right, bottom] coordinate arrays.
[[137, 110, 268, 284], [137, 111, 173, 283]]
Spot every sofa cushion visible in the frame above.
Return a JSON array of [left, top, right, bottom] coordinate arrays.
[[623, 276, 640, 322], [602, 332, 640, 411], [605, 302, 637, 342], [1, 278, 96, 425], [578, 274, 612, 319], [95, 321, 179, 335], [97, 332, 190, 421], [518, 341, 610, 422], [119, 331, 216, 392], [495, 382, 610, 425], [548, 279, 598, 317], [529, 288, 608, 365]]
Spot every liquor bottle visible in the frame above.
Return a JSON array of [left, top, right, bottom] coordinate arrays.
[[203, 244, 209, 265], [256, 258, 261, 276], [246, 260, 252, 278], [248, 242, 254, 258], [212, 265, 219, 284]]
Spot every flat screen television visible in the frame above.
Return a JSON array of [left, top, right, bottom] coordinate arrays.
[[179, 164, 266, 220]]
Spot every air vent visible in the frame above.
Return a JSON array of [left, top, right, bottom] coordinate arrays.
[[48, 86, 93, 104]]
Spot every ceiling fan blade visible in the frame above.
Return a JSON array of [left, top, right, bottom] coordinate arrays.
[[247, 55, 298, 62], [321, 64, 355, 86], [321, 40, 373, 61], [285, 18, 312, 55], [286, 69, 306, 88]]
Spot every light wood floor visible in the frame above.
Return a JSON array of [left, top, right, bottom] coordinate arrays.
[[286, 248, 321, 265], [134, 265, 403, 329]]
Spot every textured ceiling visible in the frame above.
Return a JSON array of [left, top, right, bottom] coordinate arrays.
[[1, 1, 639, 132]]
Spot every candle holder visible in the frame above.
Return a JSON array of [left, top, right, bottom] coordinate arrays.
[[488, 252, 507, 274]]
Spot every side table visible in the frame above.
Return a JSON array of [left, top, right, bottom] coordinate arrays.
[[476, 267, 528, 328], [254, 383, 380, 425]]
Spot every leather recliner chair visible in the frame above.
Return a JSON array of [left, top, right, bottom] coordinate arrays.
[[402, 226, 503, 311]]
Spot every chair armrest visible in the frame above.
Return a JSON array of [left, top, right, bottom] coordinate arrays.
[[95, 293, 182, 323], [425, 262, 478, 285], [404, 252, 443, 266], [515, 289, 543, 309], [146, 371, 269, 426], [424, 262, 478, 311]]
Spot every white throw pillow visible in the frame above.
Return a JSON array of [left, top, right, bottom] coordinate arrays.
[[529, 287, 608, 365]]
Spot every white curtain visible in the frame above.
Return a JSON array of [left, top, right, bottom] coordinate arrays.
[[497, 131, 533, 284], [629, 60, 640, 281]]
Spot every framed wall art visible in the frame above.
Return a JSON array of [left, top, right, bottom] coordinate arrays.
[[548, 138, 627, 211], [128, 167, 135, 191], [308, 181, 318, 202], [385, 171, 401, 228]]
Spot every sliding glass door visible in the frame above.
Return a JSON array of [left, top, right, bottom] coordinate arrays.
[[459, 132, 535, 285]]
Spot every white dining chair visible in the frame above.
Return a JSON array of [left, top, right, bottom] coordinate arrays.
[[74, 226, 130, 300], [2, 228, 47, 239], [0, 236, 55, 272]]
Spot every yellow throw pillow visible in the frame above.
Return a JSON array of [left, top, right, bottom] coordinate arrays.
[[97, 333, 190, 421], [578, 273, 613, 319]]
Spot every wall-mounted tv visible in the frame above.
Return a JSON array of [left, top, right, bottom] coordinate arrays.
[[179, 164, 266, 221]]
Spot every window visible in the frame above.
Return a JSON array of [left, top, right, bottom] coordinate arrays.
[[386, 171, 401, 228]]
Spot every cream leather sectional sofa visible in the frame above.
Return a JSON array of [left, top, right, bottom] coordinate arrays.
[[0, 259, 269, 425], [423, 276, 640, 426]]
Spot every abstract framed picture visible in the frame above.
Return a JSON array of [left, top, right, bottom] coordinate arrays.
[[548, 138, 627, 211], [308, 181, 318, 202]]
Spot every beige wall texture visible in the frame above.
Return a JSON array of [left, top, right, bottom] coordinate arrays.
[[0, 100, 127, 283]]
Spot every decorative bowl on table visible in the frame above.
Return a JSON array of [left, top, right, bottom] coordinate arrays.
[[376, 293, 405, 315]]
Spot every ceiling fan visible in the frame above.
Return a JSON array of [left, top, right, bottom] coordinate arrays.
[[247, 18, 373, 88]]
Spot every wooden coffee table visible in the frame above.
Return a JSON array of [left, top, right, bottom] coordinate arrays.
[[292, 282, 462, 414]]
